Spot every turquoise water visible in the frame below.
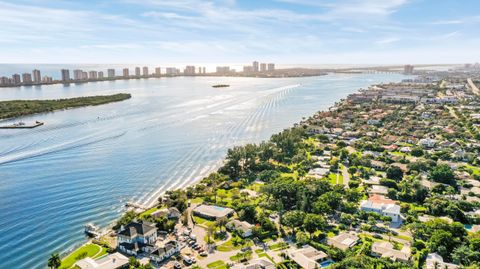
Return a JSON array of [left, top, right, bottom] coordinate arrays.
[[0, 73, 408, 268]]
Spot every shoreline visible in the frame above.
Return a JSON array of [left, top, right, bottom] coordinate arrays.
[[0, 70, 328, 89], [48, 73, 413, 268]]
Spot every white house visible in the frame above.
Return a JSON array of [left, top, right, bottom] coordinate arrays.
[[360, 199, 401, 222], [327, 232, 359, 251], [425, 253, 459, 269], [287, 246, 329, 269], [371, 241, 411, 262], [150, 241, 180, 263], [227, 220, 254, 238], [75, 252, 129, 269], [230, 258, 275, 269]]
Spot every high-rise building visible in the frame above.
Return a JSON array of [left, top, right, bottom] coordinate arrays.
[[12, 74, 21, 85], [123, 68, 129, 77], [404, 65, 414, 74], [135, 67, 141, 77], [73, 69, 83, 80], [253, 61, 259, 72], [202, 67, 206, 74], [22, 73, 32, 84], [88, 71, 98, 79], [108, 69, 115, 78], [166, 67, 179, 75], [98, 71, 104, 79], [267, 63, 275, 71], [82, 71, 88, 80], [32, 69, 41, 83], [42, 76, 53, 83], [143, 66, 149, 77], [243, 66, 254, 73], [260, 63, 267, 72], [216, 66, 230, 74], [155, 67, 161, 77], [0, 76, 11, 86], [184, 66, 196, 75], [61, 69, 71, 82]]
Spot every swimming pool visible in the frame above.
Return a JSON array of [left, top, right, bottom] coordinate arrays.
[[320, 259, 335, 268]]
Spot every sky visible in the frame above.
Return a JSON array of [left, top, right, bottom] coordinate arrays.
[[0, 0, 479, 64]]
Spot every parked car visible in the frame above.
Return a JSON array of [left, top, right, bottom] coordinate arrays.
[[200, 252, 208, 257], [373, 233, 382, 239], [183, 256, 193, 265], [174, 262, 182, 269]]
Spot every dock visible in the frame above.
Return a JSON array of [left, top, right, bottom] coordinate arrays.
[[0, 121, 44, 129]]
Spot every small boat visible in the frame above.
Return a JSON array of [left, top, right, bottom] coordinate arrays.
[[0, 121, 44, 129], [212, 84, 230, 88], [84, 223, 100, 237]]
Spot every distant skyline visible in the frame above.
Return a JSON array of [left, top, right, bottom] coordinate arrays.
[[1, 0, 479, 64]]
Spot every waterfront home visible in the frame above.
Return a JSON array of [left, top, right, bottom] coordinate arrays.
[[151, 207, 181, 219], [425, 253, 459, 269], [230, 258, 275, 269], [117, 221, 157, 256], [150, 241, 180, 263], [360, 196, 401, 222], [287, 245, 329, 269], [193, 204, 234, 220], [327, 232, 359, 251], [75, 252, 129, 269], [371, 241, 411, 262], [226, 220, 253, 238]]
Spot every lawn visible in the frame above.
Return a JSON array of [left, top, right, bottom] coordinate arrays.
[[258, 252, 275, 263], [193, 216, 215, 227], [328, 173, 343, 185], [268, 242, 289, 251], [59, 244, 106, 269], [230, 251, 252, 262], [190, 197, 204, 204], [217, 236, 253, 252], [207, 260, 228, 269], [139, 207, 159, 218], [465, 165, 480, 176]]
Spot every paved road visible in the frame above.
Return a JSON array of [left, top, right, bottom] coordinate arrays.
[[342, 165, 350, 188], [468, 78, 480, 95]]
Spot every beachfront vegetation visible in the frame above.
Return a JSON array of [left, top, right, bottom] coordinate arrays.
[[0, 93, 131, 120], [58, 243, 106, 269]]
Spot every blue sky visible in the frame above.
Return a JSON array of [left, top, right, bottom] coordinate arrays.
[[1, 0, 479, 64]]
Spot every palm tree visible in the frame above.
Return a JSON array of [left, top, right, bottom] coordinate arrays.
[[47, 253, 61, 269]]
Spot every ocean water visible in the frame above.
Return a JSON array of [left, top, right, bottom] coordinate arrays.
[[0, 73, 407, 268]]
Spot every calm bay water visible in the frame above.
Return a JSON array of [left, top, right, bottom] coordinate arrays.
[[0, 73, 407, 268]]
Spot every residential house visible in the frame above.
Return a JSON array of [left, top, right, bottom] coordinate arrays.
[[75, 252, 129, 269], [419, 138, 437, 148], [151, 207, 181, 219], [360, 196, 401, 222], [425, 253, 458, 269], [117, 221, 157, 256], [227, 220, 254, 238], [150, 241, 180, 263], [371, 241, 411, 262], [287, 246, 329, 269], [327, 232, 359, 251], [230, 258, 275, 269]]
